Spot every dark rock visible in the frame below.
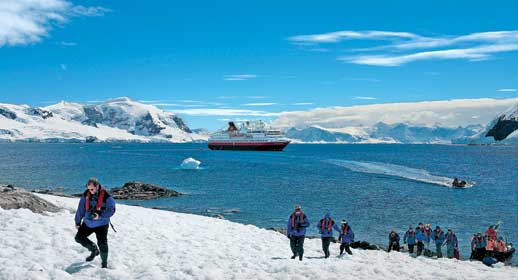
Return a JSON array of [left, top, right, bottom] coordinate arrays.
[[28, 108, 53, 119], [85, 136, 98, 143], [0, 107, 16, 120], [213, 214, 225, 219], [350, 241, 380, 250], [172, 115, 192, 133], [1, 185, 60, 213], [110, 181, 181, 200], [486, 118, 518, 141], [135, 113, 166, 136], [31, 188, 76, 198], [81, 119, 99, 128]]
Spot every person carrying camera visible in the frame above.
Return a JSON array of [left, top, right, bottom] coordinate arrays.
[[74, 177, 116, 268]]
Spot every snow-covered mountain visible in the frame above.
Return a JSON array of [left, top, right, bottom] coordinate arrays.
[[0, 97, 207, 143], [285, 123, 482, 144], [453, 103, 518, 145], [275, 98, 518, 144]]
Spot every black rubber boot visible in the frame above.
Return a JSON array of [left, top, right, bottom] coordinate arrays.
[[99, 243, 109, 268], [291, 255, 296, 259], [86, 247, 99, 262]]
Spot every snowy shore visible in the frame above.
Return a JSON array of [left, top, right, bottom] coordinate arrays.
[[0, 194, 515, 280]]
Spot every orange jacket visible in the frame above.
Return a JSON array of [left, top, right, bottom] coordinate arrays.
[[495, 240, 506, 253], [486, 239, 496, 251], [485, 228, 497, 240]]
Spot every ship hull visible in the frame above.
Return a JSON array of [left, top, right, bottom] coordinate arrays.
[[208, 141, 290, 151]]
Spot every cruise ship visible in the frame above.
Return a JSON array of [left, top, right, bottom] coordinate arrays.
[[208, 121, 290, 151]]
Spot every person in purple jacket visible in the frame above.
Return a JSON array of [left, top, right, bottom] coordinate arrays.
[[338, 220, 354, 256], [74, 178, 116, 268], [287, 204, 310, 261], [317, 213, 341, 258]]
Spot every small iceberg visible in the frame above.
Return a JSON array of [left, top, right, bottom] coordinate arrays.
[[180, 157, 201, 169]]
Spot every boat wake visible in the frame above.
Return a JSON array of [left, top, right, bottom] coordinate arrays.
[[326, 159, 474, 188]]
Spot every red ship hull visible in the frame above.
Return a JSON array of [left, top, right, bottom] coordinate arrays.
[[208, 141, 290, 151]]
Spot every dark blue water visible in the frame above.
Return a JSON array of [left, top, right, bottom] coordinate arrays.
[[1, 143, 517, 259]]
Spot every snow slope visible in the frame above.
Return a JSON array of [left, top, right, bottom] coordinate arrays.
[[0, 194, 515, 280], [453, 103, 518, 145], [0, 98, 207, 143]]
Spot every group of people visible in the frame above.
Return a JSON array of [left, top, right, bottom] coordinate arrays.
[[286, 205, 515, 265], [287, 205, 354, 260], [469, 224, 515, 265], [71, 180, 515, 268], [399, 223, 459, 259]]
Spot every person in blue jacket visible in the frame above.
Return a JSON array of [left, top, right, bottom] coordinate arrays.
[[415, 223, 426, 256], [432, 226, 445, 258], [74, 178, 116, 268], [317, 213, 341, 258], [338, 220, 354, 256], [404, 225, 417, 254], [287, 204, 310, 261], [443, 229, 458, 259]]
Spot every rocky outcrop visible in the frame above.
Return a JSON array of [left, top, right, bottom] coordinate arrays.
[[110, 181, 181, 200], [28, 108, 53, 119], [31, 188, 78, 198], [486, 117, 518, 141], [0, 107, 16, 120], [1, 185, 60, 213]]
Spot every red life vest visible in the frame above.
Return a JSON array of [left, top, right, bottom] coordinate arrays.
[[291, 211, 305, 228], [320, 218, 333, 232], [435, 229, 443, 239], [341, 224, 349, 235], [85, 187, 106, 212], [407, 230, 415, 237]]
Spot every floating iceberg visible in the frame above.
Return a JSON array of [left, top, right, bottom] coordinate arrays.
[[180, 157, 201, 169]]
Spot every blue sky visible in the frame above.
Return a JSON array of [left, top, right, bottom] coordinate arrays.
[[1, 0, 517, 129]]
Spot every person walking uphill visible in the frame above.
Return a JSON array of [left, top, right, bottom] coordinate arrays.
[[404, 226, 416, 254], [443, 229, 458, 259], [74, 178, 116, 268], [317, 213, 341, 258], [338, 220, 354, 256], [388, 230, 400, 252], [415, 223, 426, 256], [287, 205, 310, 261], [432, 226, 445, 258]]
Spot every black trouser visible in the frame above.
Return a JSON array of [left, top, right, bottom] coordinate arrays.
[[475, 248, 486, 261], [416, 241, 424, 256], [408, 244, 415, 254], [388, 242, 400, 252], [321, 237, 332, 258], [340, 243, 352, 255], [75, 223, 109, 264], [290, 235, 305, 257]]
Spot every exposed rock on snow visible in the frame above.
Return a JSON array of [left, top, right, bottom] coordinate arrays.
[[110, 181, 181, 200], [0, 194, 515, 280], [0, 185, 60, 213], [453, 104, 518, 145]]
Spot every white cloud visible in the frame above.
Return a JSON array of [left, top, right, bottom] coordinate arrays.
[[0, 0, 110, 47], [343, 77, 380, 83], [169, 108, 281, 117], [273, 98, 518, 128], [341, 44, 518, 66], [291, 102, 314, 106], [289, 30, 418, 43], [241, 103, 277, 106], [353, 96, 377, 100], [58, 41, 76, 46], [498, 88, 517, 92], [289, 30, 518, 66], [223, 74, 257, 81]]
